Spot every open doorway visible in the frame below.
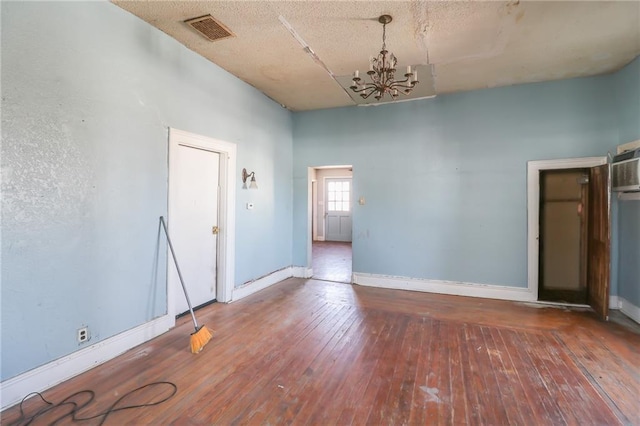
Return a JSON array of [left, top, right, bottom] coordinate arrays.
[[538, 169, 589, 304], [310, 166, 353, 283], [528, 157, 610, 320]]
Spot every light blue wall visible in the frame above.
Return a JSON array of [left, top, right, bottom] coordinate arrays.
[[1, 1, 292, 381], [293, 76, 619, 288], [612, 57, 640, 306]]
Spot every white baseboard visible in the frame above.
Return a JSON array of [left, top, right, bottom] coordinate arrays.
[[0, 314, 174, 411], [232, 267, 293, 301], [315, 237, 325, 242], [353, 273, 536, 302], [619, 297, 640, 324], [609, 296, 619, 310], [293, 266, 313, 279]]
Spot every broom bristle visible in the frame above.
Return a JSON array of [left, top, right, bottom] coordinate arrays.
[[190, 326, 213, 354]]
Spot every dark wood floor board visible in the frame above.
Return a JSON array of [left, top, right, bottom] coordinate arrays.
[[229, 305, 364, 425], [405, 317, 435, 425], [470, 324, 512, 422], [302, 311, 390, 424], [555, 328, 640, 425], [403, 317, 428, 425], [238, 303, 363, 425], [3, 278, 639, 426], [524, 331, 619, 426], [363, 314, 411, 425], [448, 320, 471, 425], [385, 317, 423, 426], [344, 312, 408, 425], [351, 285, 581, 332], [521, 331, 587, 425], [458, 324, 486, 424], [333, 311, 397, 425], [423, 319, 446, 424], [497, 327, 564, 424], [371, 315, 424, 425], [290, 312, 376, 425], [482, 326, 529, 425], [190, 303, 353, 423]]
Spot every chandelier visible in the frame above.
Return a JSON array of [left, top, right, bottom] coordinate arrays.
[[350, 15, 419, 101]]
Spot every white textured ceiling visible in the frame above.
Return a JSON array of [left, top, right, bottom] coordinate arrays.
[[113, 1, 640, 111]]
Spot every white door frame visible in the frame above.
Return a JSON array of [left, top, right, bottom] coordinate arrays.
[[168, 128, 236, 315], [305, 166, 353, 273], [311, 180, 318, 241], [527, 156, 607, 299]]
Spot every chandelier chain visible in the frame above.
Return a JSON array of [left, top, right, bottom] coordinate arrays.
[[382, 21, 387, 51]]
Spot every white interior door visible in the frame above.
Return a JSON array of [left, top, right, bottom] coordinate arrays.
[[171, 145, 219, 315], [325, 178, 352, 242]]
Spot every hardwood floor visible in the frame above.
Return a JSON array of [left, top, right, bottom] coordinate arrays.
[[312, 241, 352, 283], [3, 278, 639, 425]]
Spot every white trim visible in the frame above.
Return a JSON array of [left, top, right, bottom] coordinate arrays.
[[527, 157, 607, 300], [308, 166, 354, 261], [307, 168, 314, 268], [293, 266, 313, 278], [168, 128, 236, 308], [0, 315, 174, 411], [353, 273, 536, 302], [619, 297, 640, 324], [312, 180, 318, 241], [232, 268, 293, 301], [616, 139, 640, 155], [609, 295, 620, 309]]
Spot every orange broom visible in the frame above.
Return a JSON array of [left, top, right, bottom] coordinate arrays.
[[160, 216, 212, 353]]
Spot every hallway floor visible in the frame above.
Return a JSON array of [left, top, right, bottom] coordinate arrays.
[[312, 241, 352, 283]]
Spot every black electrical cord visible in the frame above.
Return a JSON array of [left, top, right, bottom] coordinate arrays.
[[7, 381, 177, 426]]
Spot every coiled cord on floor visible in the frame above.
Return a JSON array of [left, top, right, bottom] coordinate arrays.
[[7, 381, 177, 426]]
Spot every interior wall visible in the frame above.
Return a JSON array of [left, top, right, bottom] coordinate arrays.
[[314, 168, 353, 240], [292, 74, 621, 289], [1, 1, 292, 382], [612, 57, 640, 307]]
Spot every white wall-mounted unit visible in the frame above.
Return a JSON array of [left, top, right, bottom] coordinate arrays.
[[612, 149, 640, 192]]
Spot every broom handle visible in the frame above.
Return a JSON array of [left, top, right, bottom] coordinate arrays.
[[160, 216, 199, 331]]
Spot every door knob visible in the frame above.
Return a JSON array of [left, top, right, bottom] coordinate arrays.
[[212, 226, 219, 235]]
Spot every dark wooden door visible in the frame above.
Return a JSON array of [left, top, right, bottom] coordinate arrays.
[[587, 164, 610, 320]]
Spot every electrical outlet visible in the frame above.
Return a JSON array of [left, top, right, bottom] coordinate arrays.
[[77, 326, 89, 343]]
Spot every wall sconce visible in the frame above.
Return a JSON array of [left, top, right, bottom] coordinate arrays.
[[242, 168, 258, 189]]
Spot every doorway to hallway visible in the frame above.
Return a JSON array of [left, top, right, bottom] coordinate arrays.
[[312, 241, 352, 283], [309, 166, 354, 283]]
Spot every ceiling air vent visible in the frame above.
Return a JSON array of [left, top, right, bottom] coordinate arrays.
[[185, 15, 234, 42]]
